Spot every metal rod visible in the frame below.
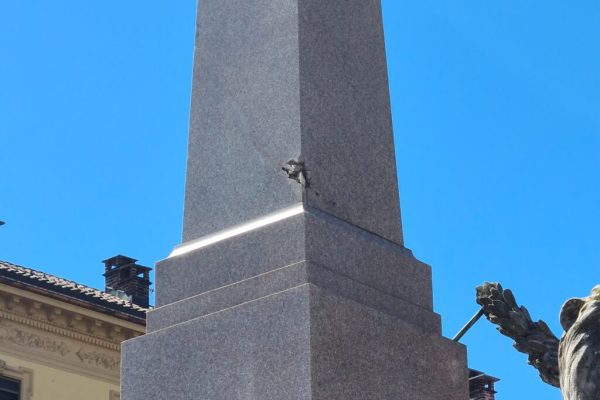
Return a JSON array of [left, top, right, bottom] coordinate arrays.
[[453, 307, 485, 342]]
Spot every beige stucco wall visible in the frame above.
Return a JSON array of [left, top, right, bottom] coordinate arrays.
[[0, 283, 145, 400], [0, 352, 119, 400]]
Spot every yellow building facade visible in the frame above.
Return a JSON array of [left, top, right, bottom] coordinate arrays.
[[0, 257, 148, 400]]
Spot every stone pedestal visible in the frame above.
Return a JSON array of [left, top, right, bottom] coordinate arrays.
[[121, 1, 469, 399]]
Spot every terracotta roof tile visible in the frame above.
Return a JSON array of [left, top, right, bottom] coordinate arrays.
[[0, 260, 148, 321]]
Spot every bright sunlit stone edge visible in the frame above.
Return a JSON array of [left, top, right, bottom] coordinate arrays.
[[168, 203, 305, 258]]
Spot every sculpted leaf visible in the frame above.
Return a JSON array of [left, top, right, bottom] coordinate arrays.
[[477, 282, 600, 399], [476, 282, 560, 388]]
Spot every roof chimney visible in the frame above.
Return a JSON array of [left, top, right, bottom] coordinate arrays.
[[469, 369, 499, 400], [102, 255, 152, 308]]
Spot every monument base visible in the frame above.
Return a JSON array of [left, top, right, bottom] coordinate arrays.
[[122, 283, 467, 400]]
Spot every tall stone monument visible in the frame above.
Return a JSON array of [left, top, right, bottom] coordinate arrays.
[[122, 1, 469, 399]]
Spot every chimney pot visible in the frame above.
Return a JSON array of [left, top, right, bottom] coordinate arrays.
[[102, 255, 152, 308]]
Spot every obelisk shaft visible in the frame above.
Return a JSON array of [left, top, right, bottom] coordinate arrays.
[[183, 0, 403, 245]]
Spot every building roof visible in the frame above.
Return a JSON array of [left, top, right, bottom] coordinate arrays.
[[0, 260, 147, 324], [469, 369, 500, 383]]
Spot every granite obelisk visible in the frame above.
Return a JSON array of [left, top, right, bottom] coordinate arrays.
[[122, 1, 469, 399]]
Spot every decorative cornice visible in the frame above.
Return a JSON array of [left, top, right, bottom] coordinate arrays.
[[0, 277, 141, 384], [0, 321, 70, 356], [0, 284, 145, 333], [0, 309, 120, 352], [0, 319, 120, 383], [76, 349, 119, 371], [0, 287, 144, 350]]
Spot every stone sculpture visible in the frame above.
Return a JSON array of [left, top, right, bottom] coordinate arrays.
[[559, 285, 600, 400], [476, 282, 600, 400]]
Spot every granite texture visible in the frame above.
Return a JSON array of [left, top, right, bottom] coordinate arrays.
[[298, 0, 403, 245], [148, 261, 309, 332], [183, 0, 303, 243], [305, 209, 432, 309], [147, 261, 440, 334], [183, 0, 403, 245], [309, 285, 469, 400], [157, 209, 431, 308], [305, 261, 440, 335], [156, 213, 306, 307], [122, 285, 467, 400], [122, 286, 312, 400]]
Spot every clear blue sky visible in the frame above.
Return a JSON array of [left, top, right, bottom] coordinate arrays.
[[1, 2, 598, 399]]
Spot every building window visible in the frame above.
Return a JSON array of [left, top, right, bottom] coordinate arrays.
[[0, 360, 32, 400], [0, 376, 20, 400]]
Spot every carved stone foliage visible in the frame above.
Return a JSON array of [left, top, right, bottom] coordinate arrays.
[[0, 291, 140, 346], [0, 285, 143, 383], [76, 349, 119, 371], [477, 282, 600, 400], [476, 282, 560, 387], [0, 321, 70, 356], [0, 318, 120, 382]]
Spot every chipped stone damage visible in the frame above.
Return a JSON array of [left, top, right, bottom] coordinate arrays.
[[282, 159, 309, 188]]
